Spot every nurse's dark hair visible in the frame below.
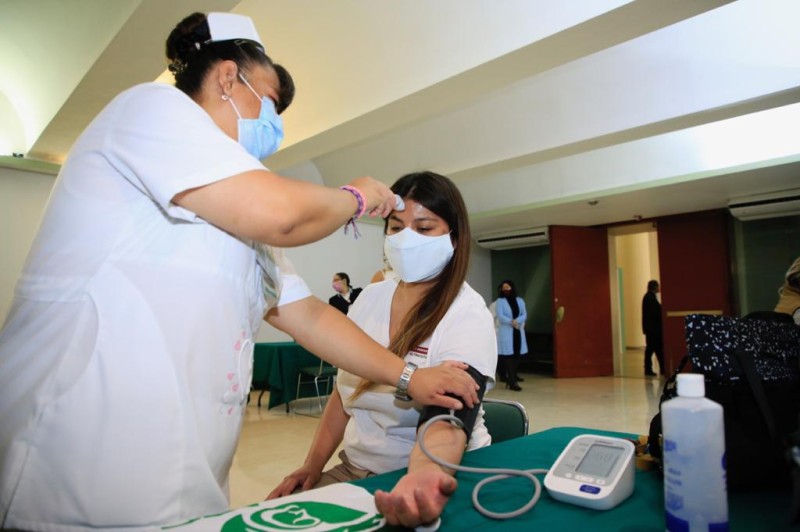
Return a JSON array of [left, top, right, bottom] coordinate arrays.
[[166, 12, 295, 114], [350, 171, 471, 400]]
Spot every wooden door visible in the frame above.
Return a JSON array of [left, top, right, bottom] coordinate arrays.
[[549, 226, 613, 377], [657, 210, 732, 374]]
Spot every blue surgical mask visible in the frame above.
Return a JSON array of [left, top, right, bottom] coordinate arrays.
[[227, 74, 284, 160]]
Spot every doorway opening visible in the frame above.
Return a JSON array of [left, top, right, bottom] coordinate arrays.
[[608, 223, 660, 378]]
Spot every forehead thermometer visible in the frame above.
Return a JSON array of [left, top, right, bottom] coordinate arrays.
[[544, 434, 635, 510]]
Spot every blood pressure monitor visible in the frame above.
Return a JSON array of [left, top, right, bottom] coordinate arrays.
[[544, 434, 635, 510]]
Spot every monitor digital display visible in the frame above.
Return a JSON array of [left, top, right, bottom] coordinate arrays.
[[575, 444, 623, 478]]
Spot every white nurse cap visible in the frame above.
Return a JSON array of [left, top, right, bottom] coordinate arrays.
[[207, 13, 265, 50]]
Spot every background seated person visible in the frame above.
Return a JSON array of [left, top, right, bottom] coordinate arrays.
[[328, 272, 362, 314], [267, 171, 497, 528]]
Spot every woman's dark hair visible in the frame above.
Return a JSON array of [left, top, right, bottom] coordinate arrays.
[[335, 272, 351, 289], [351, 171, 471, 399], [499, 279, 517, 299], [165, 12, 294, 113]]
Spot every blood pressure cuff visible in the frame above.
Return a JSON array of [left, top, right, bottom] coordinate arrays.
[[416, 364, 488, 443]]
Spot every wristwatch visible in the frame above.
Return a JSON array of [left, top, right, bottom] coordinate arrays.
[[394, 361, 418, 402]]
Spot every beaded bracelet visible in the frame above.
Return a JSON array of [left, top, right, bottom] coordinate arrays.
[[340, 185, 367, 219], [340, 185, 366, 239]]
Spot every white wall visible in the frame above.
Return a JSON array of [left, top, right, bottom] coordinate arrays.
[[0, 167, 56, 322], [466, 243, 492, 305]]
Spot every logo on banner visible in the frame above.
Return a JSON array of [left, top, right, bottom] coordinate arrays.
[[221, 501, 383, 531]]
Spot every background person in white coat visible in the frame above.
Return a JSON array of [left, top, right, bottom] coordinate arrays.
[[0, 12, 478, 531], [495, 279, 528, 391]]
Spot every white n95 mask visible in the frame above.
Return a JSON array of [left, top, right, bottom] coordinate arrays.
[[384, 227, 454, 283]]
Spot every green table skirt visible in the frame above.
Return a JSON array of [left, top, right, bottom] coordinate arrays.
[[253, 342, 325, 411]]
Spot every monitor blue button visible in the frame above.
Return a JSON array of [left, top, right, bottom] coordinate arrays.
[[579, 484, 601, 494]]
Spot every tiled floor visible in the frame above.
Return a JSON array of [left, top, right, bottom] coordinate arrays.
[[228, 349, 663, 509]]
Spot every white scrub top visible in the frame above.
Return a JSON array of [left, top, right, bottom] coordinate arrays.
[[339, 280, 497, 474], [0, 83, 309, 531]]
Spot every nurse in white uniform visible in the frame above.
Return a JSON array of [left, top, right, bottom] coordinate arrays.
[[0, 12, 478, 532]]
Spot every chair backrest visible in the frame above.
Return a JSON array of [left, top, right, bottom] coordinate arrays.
[[299, 358, 336, 377], [319, 359, 336, 372], [482, 397, 529, 444]]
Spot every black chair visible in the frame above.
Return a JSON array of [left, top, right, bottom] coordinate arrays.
[[294, 359, 337, 416], [482, 397, 529, 443]]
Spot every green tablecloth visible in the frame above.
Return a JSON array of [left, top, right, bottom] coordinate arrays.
[[353, 426, 794, 531], [253, 342, 323, 411]]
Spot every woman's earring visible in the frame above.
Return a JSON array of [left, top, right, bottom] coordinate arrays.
[[221, 94, 229, 101]]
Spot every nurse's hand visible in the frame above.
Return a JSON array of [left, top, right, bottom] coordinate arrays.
[[346, 176, 397, 218], [266, 465, 320, 500], [374, 470, 456, 528], [408, 361, 479, 410]]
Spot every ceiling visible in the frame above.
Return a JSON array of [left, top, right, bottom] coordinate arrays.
[[2, 0, 799, 237]]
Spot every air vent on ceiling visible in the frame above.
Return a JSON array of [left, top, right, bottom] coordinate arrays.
[[728, 188, 800, 221], [475, 227, 549, 250]]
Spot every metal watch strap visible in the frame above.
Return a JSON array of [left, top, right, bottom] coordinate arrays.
[[394, 362, 418, 401]]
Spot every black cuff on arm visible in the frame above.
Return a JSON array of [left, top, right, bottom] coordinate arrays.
[[417, 364, 488, 443]]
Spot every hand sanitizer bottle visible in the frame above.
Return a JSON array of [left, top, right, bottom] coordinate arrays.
[[661, 373, 728, 531]]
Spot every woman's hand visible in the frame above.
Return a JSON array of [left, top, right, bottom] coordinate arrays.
[[408, 360, 479, 410], [266, 465, 321, 500], [374, 470, 457, 528], [346, 176, 396, 218]]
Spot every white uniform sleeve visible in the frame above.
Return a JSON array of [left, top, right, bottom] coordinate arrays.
[[103, 84, 265, 222], [431, 290, 498, 384], [273, 249, 312, 306]]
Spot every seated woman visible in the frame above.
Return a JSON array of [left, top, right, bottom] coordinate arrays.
[[328, 271, 362, 314], [268, 171, 497, 528]]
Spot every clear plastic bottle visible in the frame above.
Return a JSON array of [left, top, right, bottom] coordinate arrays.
[[661, 373, 728, 531]]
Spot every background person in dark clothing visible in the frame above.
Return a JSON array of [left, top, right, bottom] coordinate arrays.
[[641, 279, 665, 376], [329, 272, 362, 314]]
